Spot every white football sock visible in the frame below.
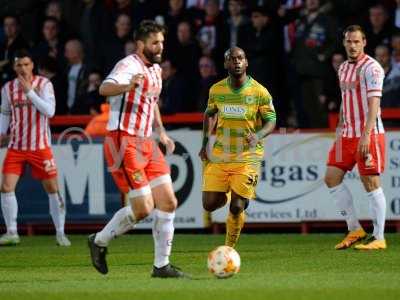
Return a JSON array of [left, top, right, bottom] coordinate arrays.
[[95, 206, 136, 247], [367, 187, 386, 240], [152, 209, 175, 268], [1, 192, 18, 235], [328, 183, 361, 231], [368, 195, 378, 238], [48, 192, 66, 235]]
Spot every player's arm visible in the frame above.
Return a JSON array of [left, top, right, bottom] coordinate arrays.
[[358, 96, 380, 158], [18, 75, 55, 117], [99, 60, 144, 97], [358, 64, 384, 158], [99, 74, 144, 96], [247, 92, 276, 147], [247, 117, 276, 148], [153, 103, 175, 155], [199, 90, 218, 161], [335, 101, 344, 138], [0, 87, 11, 144]]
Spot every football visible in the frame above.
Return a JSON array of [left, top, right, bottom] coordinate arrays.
[[207, 246, 241, 278]]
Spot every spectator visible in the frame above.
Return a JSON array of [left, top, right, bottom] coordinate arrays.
[[197, 0, 227, 73], [161, 0, 191, 52], [104, 0, 156, 28], [167, 21, 202, 95], [85, 70, 105, 115], [319, 52, 345, 113], [124, 39, 136, 56], [37, 56, 68, 115], [64, 39, 89, 114], [32, 17, 66, 71], [375, 44, 400, 108], [391, 31, 400, 68], [101, 13, 132, 73], [186, 0, 224, 10], [364, 4, 395, 56], [196, 56, 218, 112], [392, 0, 400, 29], [225, 0, 250, 47], [78, 0, 108, 71], [107, 0, 133, 19], [159, 59, 187, 114], [238, 6, 281, 102], [291, 0, 336, 128], [44, 0, 74, 41], [0, 15, 29, 85]]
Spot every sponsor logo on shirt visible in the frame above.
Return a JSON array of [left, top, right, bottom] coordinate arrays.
[[222, 105, 247, 118]]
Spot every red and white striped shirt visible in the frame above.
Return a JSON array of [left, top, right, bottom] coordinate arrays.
[[0, 76, 55, 150], [104, 54, 162, 137], [338, 54, 385, 138]]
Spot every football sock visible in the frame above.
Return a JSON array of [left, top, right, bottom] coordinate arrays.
[[95, 206, 136, 247], [152, 209, 175, 268], [367, 187, 386, 240], [225, 211, 245, 248], [203, 210, 212, 228], [328, 183, 361, 231], [48, 192, 66, 235], [1, 192, 18, 235]]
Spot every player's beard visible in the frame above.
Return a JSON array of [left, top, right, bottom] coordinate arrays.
[[143, 47, 162, 64], [347, 49, 362, 62]]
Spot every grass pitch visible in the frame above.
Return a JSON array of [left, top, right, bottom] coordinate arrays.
[[0, 233, 399, 300]]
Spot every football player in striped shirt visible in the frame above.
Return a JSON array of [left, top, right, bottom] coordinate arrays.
[[325, 25, 387, 250], [0, 49, 70, 246], [199, 47, 276, 248], [88, 20, 187, 278]]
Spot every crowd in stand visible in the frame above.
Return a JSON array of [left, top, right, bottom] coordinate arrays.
[[0, 0, 400, 128]]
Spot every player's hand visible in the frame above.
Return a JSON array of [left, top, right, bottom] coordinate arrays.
[[18, 75, 32, 93], [358, 133, 370, 158], [0, 134, 8, 148], [159, 131, 175, 155], [125, 74, 144, 92], [246, 132, 259, 148], [199, 147, 208, 161]]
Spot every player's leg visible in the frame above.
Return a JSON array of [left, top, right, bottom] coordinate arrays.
[[325, 166, 366, 249], [147, 143, 187, 278], [90, 193, 153, 274], [95, 192, 153, 248], [202, 162, 229, 212], [354, 134, 386, 250], [151, 178, 187, 278], [325, 138, 366, 249], [353, 175, 386, 250], [41, 178, 70, 246], [225, 191, 248, 248], [30, 148, 70, 246], [203, 191, 228, 212], [0, 149, 25, 245], [226, 163, 257, 248], [0, 173, 20, 245], [89, 134, 154, 274]]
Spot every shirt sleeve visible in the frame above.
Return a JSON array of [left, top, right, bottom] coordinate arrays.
[[26, 80, 56, 117], [258, 89, 276, 122], [0, 86, 11, 135], [103, 59, 139, 85], [365, 63, 384, 98], [205, 88, 218, 116]]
